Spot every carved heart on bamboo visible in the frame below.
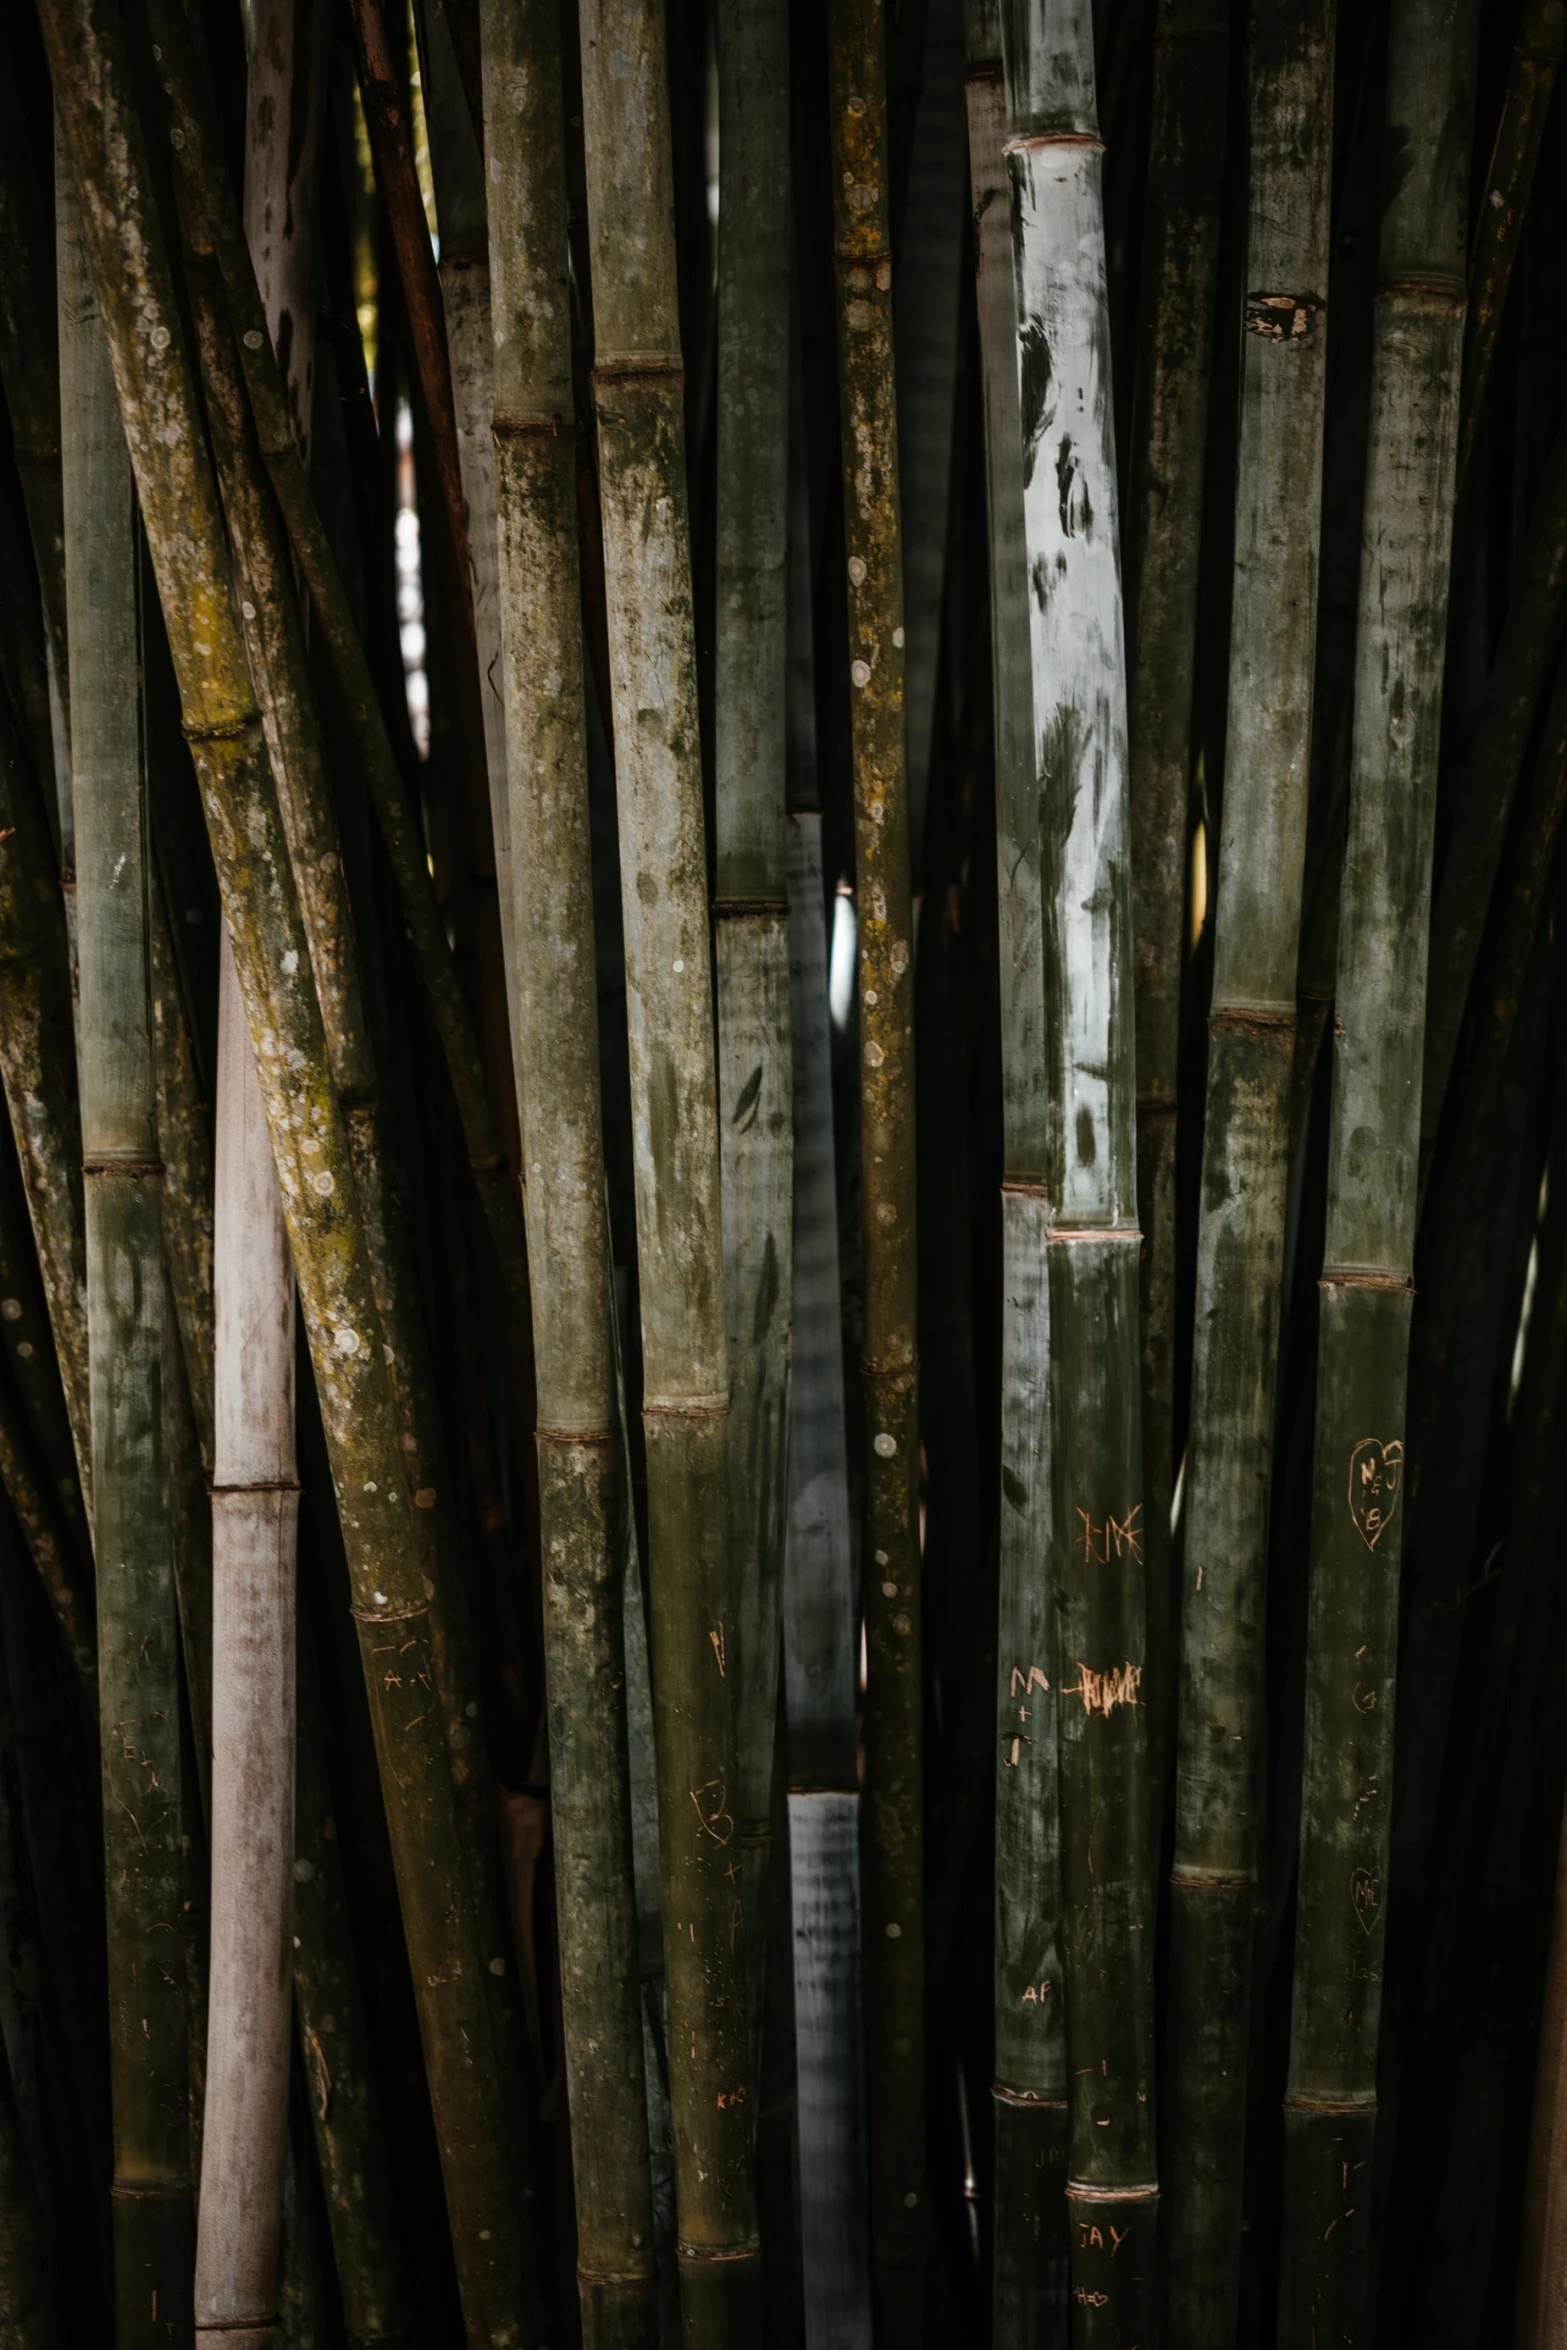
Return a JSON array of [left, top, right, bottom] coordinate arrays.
[[1348, 1437, 1404, 1552]]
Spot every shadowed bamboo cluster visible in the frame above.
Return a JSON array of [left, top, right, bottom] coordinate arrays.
[[2, 0, 1567, 2345]]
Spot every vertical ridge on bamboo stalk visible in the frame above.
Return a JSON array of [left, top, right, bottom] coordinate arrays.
[[480, 0, 659, 2338], [826, 1, 926, 2328], [1164, 7, 1333, 2340], [59, 147, 195, 2340], [713, 0, 794, 2064], [999, 2, 1157, 2335], [1123, 0, 1231, 1806], [1279, 0, 1477, 2336], [575, 0, 761, 2334], [39, 3, 530, 2330], [961, 2, 1066, 2334]]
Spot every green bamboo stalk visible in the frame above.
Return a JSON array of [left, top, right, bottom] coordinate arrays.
[[781, 333, 873, 2347], [479, 1, 659, 2342], [961, 3, 1066, 2334], [1279, 1, 1477, 2335], [38, 6, 531, 2334], [59, 149, 194, 2345], [1163, 7, 1334, 2339], [713, 0, 794, 2066], [1000, 4, 1156, 2335], [135, 0, 530, 1329], [575, 2, 761, 2335], [826, 4, 926, 2328], [1122, 0, 1230, 1805], [1455, 0, 1565, 507]]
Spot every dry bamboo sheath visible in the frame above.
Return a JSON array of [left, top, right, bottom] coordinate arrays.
[[826, 2, 927, 2333]]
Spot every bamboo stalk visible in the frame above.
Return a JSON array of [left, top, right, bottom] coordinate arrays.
[[1455, 0, 1565, 507], [58, 146, 194, 2343], [826, 3, 927, 2327], [999, 3, 1157, 2335], [713, 0, 794, 2066], [38, 5, 531, 2332], [575, 1, 761, 2334], [782, 325, 873, 2344], [244, 0, 329, 464], [0, 637, 89, 1511], [1279, 0, 1477, 2334], [479, 0, 659, 2341], [1164, 7, 1334, 2340], [0, 54, 69, 757], [135, 0, 530, 1329], [195, 941, 298, 2350], [961, 3, 1067, 2333], [1122, 0, 1230, 1807]]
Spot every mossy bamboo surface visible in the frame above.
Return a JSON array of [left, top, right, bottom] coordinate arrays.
[[137, 0, 530, 1329], [1455, 0, 1565, 505], [480, 0, 658, 2340], [1123, 0, 1230, 1803], [576, 2, 761, 2337], [1164, 7, 1333, 2339], [826, 4, 926, 2329], [1000, 3, 1156, 2336], [38, 5, 531, 2335], [1279, 2, 1476, 2336], [59, 155, 194, 2344], [176, 141, 552, 2320], [962, 3, 1066, 2335], [713, 0, 794, 2065]]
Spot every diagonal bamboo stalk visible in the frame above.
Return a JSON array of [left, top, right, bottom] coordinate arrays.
[[59, 147, 194, 2343], [37, 4, 531, 2333], [135, 0, 530, 1331], [1164, 7, 1334, 2340], [961, 3, 1066, 2333], [826, 3, 927, 2329], [479, 0, 659, 2340], [1278, 0, 1477, 2336], [1455, 0, 1565, 508], [999, 3, 1157, 2336], [0, 54, 69, 760], [1122, 0, 1231, 1809], [575, 0, 762, 2334], [713, 0, 794, 2071]]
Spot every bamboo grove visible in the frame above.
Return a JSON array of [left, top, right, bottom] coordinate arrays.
[[3, 0, 1567, 2342]]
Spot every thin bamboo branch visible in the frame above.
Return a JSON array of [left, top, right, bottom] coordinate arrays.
[[962, 3, 1067, 2332], [576, 0, 761, 2333], [1165, 7, 1333, 2341], [713, 0, 794, 2068], [1279, 0, 1477, 2333], [59, 143, 194, 2339], [826, 2, 926, 2327], [479, 0, 658, 2339], [37, 5, 530, 2331], [1000, 2, 1156, 2333]]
